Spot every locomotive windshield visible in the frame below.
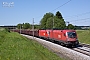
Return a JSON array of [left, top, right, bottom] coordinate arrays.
[[67, 32, 76, 38]]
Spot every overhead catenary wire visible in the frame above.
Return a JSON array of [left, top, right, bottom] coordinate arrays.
[[49, 0, 90, 25], [67, 18, 90, 26], [30, 0, 89, 26], [69, 18, 90, 22], [67, 12, 90, 18], [31, 0, 72, 24], [51, 0, 72, 12], [64, 11, 90, 20], [64, 12, 90, 25]]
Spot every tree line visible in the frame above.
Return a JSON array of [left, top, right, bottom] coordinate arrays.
[[17, 23, 39, 29], [17, 11, 75, 29]]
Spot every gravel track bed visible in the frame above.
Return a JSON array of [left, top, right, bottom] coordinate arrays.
[[21, 34, 90, 60]]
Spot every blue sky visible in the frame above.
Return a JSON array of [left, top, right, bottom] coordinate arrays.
[[0, 0, 90, 26]]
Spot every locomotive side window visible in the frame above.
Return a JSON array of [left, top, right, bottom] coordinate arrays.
[[67, 32, 76, 38]]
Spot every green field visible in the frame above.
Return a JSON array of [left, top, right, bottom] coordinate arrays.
[[0, 29, 64, 60], [76, 30, 90, 44]]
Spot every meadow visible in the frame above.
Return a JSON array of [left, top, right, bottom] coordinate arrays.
[[76, 30, 90, 44], [0, 29, 64, 60]]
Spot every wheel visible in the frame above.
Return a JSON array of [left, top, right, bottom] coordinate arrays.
[[61, 42, 64, 46]]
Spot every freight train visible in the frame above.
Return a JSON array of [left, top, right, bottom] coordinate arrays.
[[12, 29, 79, 47]]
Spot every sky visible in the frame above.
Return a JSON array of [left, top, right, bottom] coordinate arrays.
[[0, 0, 90, 26]]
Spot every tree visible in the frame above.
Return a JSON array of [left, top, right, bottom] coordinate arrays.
[[17, 23, 23, 29], [56, 11, 63, 19], [67, 24, 75, 29], [40, 11, 66, 29], [46, 17, 53, 29], [17, 23, 31, 29], [40, 12, 54, 29], [23, 23, 31, 29], [54, 17, 66, 29], [54, 11, 66, 29], [34, 24, 40, 29]]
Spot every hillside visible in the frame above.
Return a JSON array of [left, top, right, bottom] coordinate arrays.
[[0, 29, 64, 60]]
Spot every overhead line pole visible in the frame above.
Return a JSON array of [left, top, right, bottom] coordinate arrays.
[[53, 17, 54, 29], [52, 16, 54, 39], [33, 18, 34, 39], [20, 25, 21, 34]]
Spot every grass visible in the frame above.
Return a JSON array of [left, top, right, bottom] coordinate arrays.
[[76, 30, 90, 44], [0, 29, 64, 60]]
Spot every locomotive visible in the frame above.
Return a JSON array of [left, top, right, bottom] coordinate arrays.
[[12, 29, 79, 47]]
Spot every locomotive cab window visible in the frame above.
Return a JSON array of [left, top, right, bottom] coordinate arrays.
[[67, 32, 76, 38]]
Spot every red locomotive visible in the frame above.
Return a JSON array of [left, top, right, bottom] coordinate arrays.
[[12, 29, 79, 47], [39, 29, 79, 46]]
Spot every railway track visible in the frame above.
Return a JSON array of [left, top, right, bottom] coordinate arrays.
[[53, 41, 90, 56], [47, 38, 90, 56], [72, 46, 90, 56], [44, 37, 90, 56], [72, 43, 90, 56], [21, 34, 90, 60], [80, 43, 90, 48]]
